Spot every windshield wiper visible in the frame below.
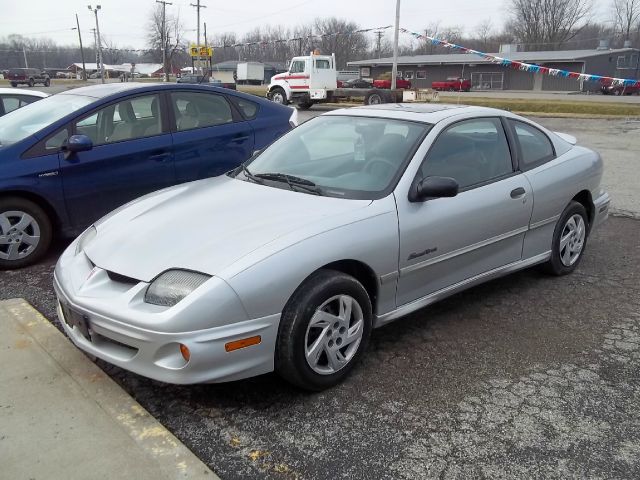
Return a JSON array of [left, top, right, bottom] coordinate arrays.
[[239, 163, 263, 184], [254, 173, 322, 195]]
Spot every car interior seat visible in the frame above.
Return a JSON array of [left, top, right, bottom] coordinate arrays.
[[143, 98, 161, 136], [178, 101, 199, 130], [109, 101, 139, 142]]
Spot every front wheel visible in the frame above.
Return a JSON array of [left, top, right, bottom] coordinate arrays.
[[542, 201, 588, 276], [0, 197, 53, 269], [28, 78, 35, 87], [268, 87, 287, 105], [10, 82, 17, 88], [44, 78, 51, 87], [275, 269, 372, 391]]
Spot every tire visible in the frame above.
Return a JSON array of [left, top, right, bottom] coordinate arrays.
[[364, 89, 385, 105], [44, 78, 50, 87], [0, 197, 53, 269], [296, 101, 314, 110], [268, 87, 287, 105], [542, 201, 589, 276], [10, 82, 17, 88], [275, 269, 372, 391], [28, 78, 35, 87], [613, 89, 621, 96]]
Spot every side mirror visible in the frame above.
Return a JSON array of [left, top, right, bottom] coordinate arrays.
[[64, 134, 93, 154], [409, 176, 459, 202]]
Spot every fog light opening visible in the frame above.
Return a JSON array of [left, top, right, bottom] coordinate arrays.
[[179, 343, 191, 362], [225, 335, 261, 352]]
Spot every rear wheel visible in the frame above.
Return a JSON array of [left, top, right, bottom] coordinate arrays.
[[0, 197, 53, 269], [275, 269, 372, 391], [364, 89, 385, 105], [44, 78, 50, 87], [268, 87, 287, 105], [542, 201, 588, 276], [613, 89, 621, 96], [10, 82, 17, 88], [28, 78, 35, 87]]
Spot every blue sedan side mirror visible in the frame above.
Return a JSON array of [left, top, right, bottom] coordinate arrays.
[[65, 134, 93, 153]]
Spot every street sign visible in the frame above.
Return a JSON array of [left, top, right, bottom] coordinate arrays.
[[189, 45, 213, 58]]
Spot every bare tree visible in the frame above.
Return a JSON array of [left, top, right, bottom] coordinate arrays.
[[476, 19, 493, 50], [147, 4, 185, 79], [507, 0, 593, 50], [612, 0, 640, 42]]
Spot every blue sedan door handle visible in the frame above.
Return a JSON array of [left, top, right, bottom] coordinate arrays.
[[149, 151, 171, 162], [510, 187, 526, 199], [231, 135, 250, 144]]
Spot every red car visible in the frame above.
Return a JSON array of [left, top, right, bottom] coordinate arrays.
[[431, 77, 471, 92], [372, 78, 412, 89], [601, 83, 640, 96]]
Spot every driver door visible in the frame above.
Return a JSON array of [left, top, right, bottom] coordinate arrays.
[[287, 59, 309, 91], [395, 117, 533, 306]]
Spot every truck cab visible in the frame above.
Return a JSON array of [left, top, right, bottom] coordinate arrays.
[[268, 53, 337, 108]]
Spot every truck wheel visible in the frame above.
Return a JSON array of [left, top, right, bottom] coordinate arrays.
[[28, 78, 35, 87], [268, 87, 287, 105], [44, 78, 50, 87], [364, 90, 385, 105], [296, 101, 314, 110], [10, 82, 17, 88]]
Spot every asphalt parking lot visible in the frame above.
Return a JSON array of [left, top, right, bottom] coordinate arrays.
[[2, 111, 640, 479]]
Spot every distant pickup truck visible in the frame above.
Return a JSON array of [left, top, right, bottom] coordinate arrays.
[[372, 78, 412, 89], [431, 77, 471, 92], [601, 83, 640, 96]]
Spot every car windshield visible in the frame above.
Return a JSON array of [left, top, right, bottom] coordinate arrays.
[[238, 115, 430, 199], [0, 93, 94, 146]]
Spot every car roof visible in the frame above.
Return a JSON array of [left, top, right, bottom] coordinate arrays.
[[57, 82, 239, 99], [325, 103, 507, 124], [0, 87, 49, 97]]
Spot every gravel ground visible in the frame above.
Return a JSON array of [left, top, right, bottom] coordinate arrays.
[[2, 217, 639, 479]]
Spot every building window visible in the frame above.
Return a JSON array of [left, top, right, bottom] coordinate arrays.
[[617, 54, 639, 69], [404, 71, 414, 79], [416, 70, 427, 79], [471, 72, 503, 90], [396, 70, 402, 78], [360, 67, 370, 77]]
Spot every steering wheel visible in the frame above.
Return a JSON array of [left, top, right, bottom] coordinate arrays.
[[363, 157, 397, 178]]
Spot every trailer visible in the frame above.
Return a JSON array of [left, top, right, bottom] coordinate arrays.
[[267, 52, 405, 109], [237, 62, 265, 85]]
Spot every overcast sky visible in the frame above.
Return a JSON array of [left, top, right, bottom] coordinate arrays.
[[1, 0, 514, 49]]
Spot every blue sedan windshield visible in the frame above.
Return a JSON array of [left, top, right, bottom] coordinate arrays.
[[0, 93, 94, 146]]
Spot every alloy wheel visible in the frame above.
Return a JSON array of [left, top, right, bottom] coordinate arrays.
[[0, 210, 41, 261], [304, 294, 364, 375], [559, 213, 586, 267]]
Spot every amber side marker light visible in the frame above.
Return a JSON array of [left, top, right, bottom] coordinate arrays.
[[225, 335, 262, 352], [179, 343, 191, 361]]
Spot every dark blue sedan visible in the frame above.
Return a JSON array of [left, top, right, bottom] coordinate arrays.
[[0, 83, 297, 268]]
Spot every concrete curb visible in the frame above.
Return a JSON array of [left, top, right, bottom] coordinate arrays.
[[0, 298, 219, 480]]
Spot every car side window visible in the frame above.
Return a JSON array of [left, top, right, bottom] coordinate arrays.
[[45, 128, 69, 150], [73, 94, 162, 145], [171, 91, 233, 131], [2, 96, 20, 114], [290, 61, 306, 74], [232, 98, 259, 120], [420, 118, 513, 189], [509, 120, 555, 168]]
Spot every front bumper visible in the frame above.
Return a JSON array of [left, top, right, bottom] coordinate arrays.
[[54, 274, 280, 384]]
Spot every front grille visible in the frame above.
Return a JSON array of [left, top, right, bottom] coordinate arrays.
[[105, 270, 139, 286]]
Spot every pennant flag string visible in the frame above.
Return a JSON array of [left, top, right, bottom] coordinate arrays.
[[400, 28, 640, 88]]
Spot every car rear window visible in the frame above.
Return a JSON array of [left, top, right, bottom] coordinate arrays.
[[233, 98, 259, 119]]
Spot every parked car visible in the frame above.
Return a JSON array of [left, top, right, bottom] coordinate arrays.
[[0, 82, 297, 268], [177, 75, 237, 90], [343, 78, 373, 89], [431, 77, 472, 92], [0, 88, 48, 117], [54, 104, 609, 390], [373, 78, 412, 89], [601, 83, 640, 96], [7, 68, 50, 88]]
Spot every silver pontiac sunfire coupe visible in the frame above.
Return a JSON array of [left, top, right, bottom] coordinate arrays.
[[54, 104, 610, 390]]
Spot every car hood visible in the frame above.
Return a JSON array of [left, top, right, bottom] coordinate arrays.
[[85, 175, 371, 282]]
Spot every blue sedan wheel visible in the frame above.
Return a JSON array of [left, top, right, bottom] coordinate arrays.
[[0, 197, 52, 269]]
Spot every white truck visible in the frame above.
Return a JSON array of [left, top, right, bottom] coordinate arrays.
[[236, 62, 265, 85], [267, 52, 403, 110]]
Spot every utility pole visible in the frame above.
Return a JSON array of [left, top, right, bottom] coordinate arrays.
[[88, 5, 105, 83], [203, 21, 209, 77], [74, 14, 87, 80], [391, 0, 400, 90], [189, 0, 206, 73], [22, 46, 28, 68], [375, 31, 383, 59], [156, 0, 173, 82]]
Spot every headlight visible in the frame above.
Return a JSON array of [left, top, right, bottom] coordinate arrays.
[[75, 226, 97, 255], [145, 270, 211, 307]]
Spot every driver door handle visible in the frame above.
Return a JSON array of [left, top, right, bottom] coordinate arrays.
[[510, 187, 526, 199]]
